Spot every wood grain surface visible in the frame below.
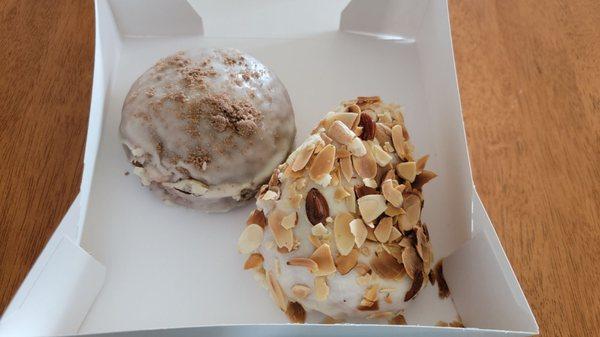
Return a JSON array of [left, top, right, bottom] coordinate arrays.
[[0, 1, 598, 336]]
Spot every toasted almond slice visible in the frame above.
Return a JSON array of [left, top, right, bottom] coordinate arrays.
[[327, 120, 356, 144], [288, 193, 303, 209], [382, 244, 403, 262], [243, 253, 264, 269], [287, 258, 318, 272], [396, 162, 417, 182], [404, 195, 421, 228], [383, 168, 396, 181], [371, 250, 406, 280], [371, 142, 393, 166], [363, 177, 377, 188], [364, 285, 379, 302], [381, 179, 403, 207], [281, 212, 298, 230], [284, 164, 306, 179], [399, 236, 413, 248], [309, 144, 336, 182], [366, 226, 377, 241], [291, 284, 311, 299], [335, 248, 359, 275], [332, 112, 359, 128], [247, 209, 267, 228], [374, 217, 393, 242], [367, 311, 394, 320], [404, 270, 424, 302], [339, 157, 354, 182], [266, 270, 287, 311], [391, 125, 406, 158], [345, 103, 361, 114], [383, 141, 395, 153], [345, 185, 357, 213], [285, 302, 306, 323], [412, 170, 437, 190], [349, 218, 368, 247], [291, 143, 316, 172], [398, 214, 412, 231], [315, 277, 329, 301], [402, 246, 422, 280], [261, 190, 279, 201], [269, 209, 294, 251], [385, 204, 405, 216], [311, 243, 337, 276], [353, 149, 377, 179], [347, 137, 367, 157], [358, 194, 387, 223], [336, 147, 352, 158], [334, 185, 350, 200], [390, 313, 407, 325], [389, 227, 402, 242], [416, 155, 429, 173], [311, 223, 329, 237], [334, 213, 355, 256], [320, 131, 333, 144], [238, 224, 263, 254], [354, 263, 370, 276], [308, 234, 323, 248]]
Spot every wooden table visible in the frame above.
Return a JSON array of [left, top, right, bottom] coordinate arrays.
[[0, 1, 598, 336]]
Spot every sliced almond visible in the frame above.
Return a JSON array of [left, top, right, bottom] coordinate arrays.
[[306, 188, 329, 225], [385, 204, 405, 216], [333, 213, 355, 256], [238, 224, 264, 254], [288, 193, 303, 209], [345, 185, 357, 213], [339, 157, 354, 182], [310, 243, 337, 276], [261, 190, 279, 201], [396, 161, 417, 182], [364, 284, 379, 302], [374, 217, 393, 242], [358, 194, 387, 223], [320, 131, 333, 144], [390, 313, 407, 325], [381, 179, 403, 207], [366, 226, 377, 241], [382, 244, 403, 262], [243, 253, 264, 269], [367, 311, 394, 320], [363, 177, 377, 188], [327, 120, 356, 145], [404, 270, 424, 302], [383, 169, 396, 181], [412, 170, 437, 190], [268, 209, 294, 251], [345, 103, 361, 114], [334, 185, 351, 200], [287, 258, 318, 272], [398, 214, 411, 231], [284, 164, 306, 179], [247, 209, 267, 228], [391, 125, 406, 158], [354, 184, 378, 198], [349, 218, 368, 247], [291, 143, 316, 172], [389, 227, 402, 242], [354, 263, 370, 276], [416, 155, 429, 173], [370, 250, 406, 280], [321, 316, 346, 324], [281, 212, 298, 230], [266, 270, 287, 311], [335, 248, 359, 275], [331, 112, 359, 128], [336, 147, 352, 158], [291, 284, 311, 299], [404, 194, 421, 228], [309, 144, 336, 182], [352, 149, 377, 179], [308, 234, 323, 248], [285, 302, 306, 323], [402, 245, 422, 280], [314, 277, 329, 301], [347, 137, 367, 157], [371, 142, 393, 166], [311, 222, 329, 236]]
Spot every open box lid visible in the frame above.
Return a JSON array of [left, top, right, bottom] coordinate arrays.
[[0, 0, 538, 336]]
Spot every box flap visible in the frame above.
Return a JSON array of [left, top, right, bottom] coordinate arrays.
[[0, 197, 106, 337], [442, 191, 538, 333]]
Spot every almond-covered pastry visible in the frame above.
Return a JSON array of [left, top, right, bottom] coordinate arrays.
[[120, 48, 296, 212], [239, 97, 439, 323]]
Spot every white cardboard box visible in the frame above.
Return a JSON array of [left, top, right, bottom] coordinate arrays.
[[0, 0, 538, 336]]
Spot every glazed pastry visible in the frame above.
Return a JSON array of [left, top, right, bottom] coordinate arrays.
[[120, 48, 296, 212], [239, 96, 438, 323]]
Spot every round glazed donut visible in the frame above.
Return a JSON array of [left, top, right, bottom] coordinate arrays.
[[120, 48, 296, 212]]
